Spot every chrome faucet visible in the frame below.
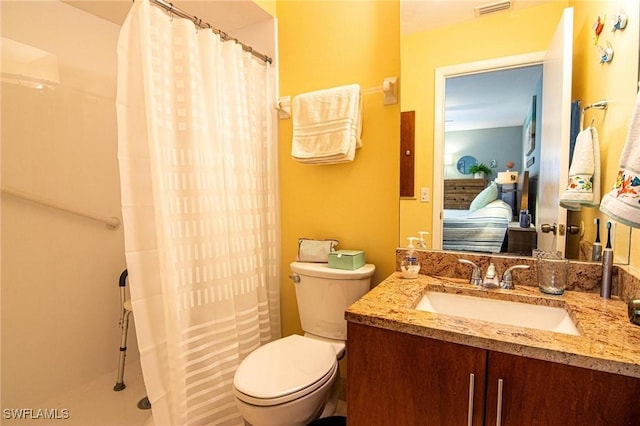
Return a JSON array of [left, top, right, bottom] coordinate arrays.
[[500, 265, 531, 289], [458, 259, 482, 286], [482, 263, 500, 289]]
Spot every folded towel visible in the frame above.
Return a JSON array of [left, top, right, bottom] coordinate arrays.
[[559, 126, 601, 211], [291, 84, 362, 164], [600, 91, 640, 228]]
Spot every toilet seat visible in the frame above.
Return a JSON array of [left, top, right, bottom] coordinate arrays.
[[233, 335, 337, 407]]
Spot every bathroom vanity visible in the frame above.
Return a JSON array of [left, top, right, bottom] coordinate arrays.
[[345, 273, 640, 425]]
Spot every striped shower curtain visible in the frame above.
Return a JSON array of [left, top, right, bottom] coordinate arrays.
[[115, 1, 280, 424]]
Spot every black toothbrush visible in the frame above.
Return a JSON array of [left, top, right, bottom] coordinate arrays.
[[592, 218, 602, 261], [605, 221, 612, 250]]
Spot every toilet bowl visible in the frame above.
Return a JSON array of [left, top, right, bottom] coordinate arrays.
[[233, 335, 340, 426], [232, 262, 375, 426]]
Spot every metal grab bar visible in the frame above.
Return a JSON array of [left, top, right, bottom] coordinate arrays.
[[1, 185, 121, 229]]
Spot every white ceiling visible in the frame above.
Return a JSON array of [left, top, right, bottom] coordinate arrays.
[[445, 65, 543, 132]]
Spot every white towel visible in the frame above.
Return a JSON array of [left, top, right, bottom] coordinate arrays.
[[559, 126, 601, 211], [291, 84, 362, 164], [600, 91, 640, 228]]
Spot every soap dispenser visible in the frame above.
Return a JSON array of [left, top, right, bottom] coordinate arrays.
[[401, 237, 421, 279]]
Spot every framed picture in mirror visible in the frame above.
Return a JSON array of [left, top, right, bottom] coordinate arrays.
[[525, 95, 537, 155]]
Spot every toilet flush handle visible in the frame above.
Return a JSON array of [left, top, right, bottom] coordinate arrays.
[[288, 274, 301, 283]]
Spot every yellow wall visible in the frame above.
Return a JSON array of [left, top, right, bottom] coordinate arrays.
[[400, 1, 569, 244], [569, 0, 639, 267], [277, 1, 400, 338]]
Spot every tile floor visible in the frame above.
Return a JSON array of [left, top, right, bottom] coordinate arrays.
[[4, 361, 347, 425], [4, 361, 152, 426]]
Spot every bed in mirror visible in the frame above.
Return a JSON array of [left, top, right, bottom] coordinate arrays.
[[442, 171, 533, 255]]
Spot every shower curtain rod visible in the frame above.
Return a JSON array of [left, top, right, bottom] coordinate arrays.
[[148, 0, 272, 64]]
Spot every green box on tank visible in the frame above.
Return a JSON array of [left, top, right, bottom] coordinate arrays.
[[328, 250, 366, 270]]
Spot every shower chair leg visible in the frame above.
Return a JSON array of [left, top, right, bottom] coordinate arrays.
[[114, 269, 131, 392], [112, 269, 152, 410]]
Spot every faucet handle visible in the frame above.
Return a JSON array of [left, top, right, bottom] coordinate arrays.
[[485, 263, 497, 279], [458, 259, 482, 286], [500, 265, 531, 289]]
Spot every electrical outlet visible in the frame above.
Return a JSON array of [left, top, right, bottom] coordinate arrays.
[[420, 187, 430, 202]]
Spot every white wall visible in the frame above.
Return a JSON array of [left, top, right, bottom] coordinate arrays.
[[1, 1, 131, 407]]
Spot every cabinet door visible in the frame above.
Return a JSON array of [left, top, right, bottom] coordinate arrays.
[[347, 323, 487, 426], [485, 351, 640, 425]]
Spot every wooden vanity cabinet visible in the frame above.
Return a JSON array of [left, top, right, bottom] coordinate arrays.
[[347, 322, 640, 426], [485, 351, 640, 425], [347, 323, 487, 425]]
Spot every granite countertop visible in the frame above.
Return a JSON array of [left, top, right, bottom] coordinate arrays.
[[345, 272, 640, 378]]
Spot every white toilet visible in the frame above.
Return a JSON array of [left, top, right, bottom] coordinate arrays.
[[233, 261, 375, 426]]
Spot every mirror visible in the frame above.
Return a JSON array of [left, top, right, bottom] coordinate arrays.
[[456, 155, 478, 175], [399, 1, 636, 264]]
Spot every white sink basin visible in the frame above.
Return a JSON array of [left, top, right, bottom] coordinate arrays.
[[415, 291, 580, 336]]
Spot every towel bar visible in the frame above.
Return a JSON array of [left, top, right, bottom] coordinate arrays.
[[582, 99, 608, 112], [276, 96, 291, 119], [361, 76, 398, 105], [276, 76, 399, 120]]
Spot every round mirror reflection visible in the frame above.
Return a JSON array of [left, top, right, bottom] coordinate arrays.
[[456, 155, 477, 175]]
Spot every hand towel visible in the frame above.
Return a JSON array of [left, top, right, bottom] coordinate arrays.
[[569, 100, 581, 166], [600, 91, 640, 228], [291, 84, 362, 164], [559, 126, 601, 210]]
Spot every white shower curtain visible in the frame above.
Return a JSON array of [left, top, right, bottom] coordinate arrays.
[[116, 1, 280, 425]]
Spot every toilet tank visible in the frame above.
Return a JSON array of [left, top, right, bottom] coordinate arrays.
[[290, 262, 375, 341]]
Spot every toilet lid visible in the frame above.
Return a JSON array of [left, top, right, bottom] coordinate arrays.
[[233, 335, 337, 403]]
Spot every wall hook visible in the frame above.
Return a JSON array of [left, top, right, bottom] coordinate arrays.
[[598, 42, 614, 63], [593, 14, 605, 45], [611, 10, 628, 32]]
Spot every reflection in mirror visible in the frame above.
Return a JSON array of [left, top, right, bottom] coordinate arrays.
[[455, 155, 477, 175], [442, 66, 541, 256], [399, 0, 636, 265]]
